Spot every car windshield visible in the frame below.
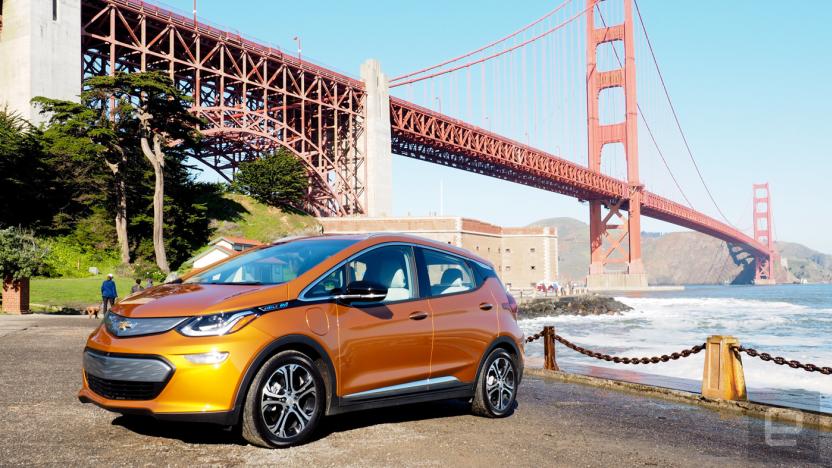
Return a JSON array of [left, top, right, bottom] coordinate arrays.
[[185, 238, 357, 285]]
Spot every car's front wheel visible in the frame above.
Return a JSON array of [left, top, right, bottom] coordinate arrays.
[[241, 350, 324, 448], [471, 348, 518, 417]]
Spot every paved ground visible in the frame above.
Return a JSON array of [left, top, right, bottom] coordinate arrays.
[[1, 314, 829, 467]]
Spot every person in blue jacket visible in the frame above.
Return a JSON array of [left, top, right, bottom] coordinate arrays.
[[101, 273, 118, 316]]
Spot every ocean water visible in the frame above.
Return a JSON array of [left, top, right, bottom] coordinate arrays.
[[520, 284, 832, 411]]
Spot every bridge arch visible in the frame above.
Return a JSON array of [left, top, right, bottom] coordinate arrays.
[[194, 105, 364, 217]]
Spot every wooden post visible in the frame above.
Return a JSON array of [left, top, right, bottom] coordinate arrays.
[[543, 325, 559, 371], [701, 335, 747, 401]]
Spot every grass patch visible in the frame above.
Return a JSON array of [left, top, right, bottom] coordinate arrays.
[[30, 277, 135, 310], [41, 236, 122, 279], [210, 193, 319, 243]]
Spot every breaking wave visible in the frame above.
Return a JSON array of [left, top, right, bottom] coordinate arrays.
[[521, 288, 832, 401]]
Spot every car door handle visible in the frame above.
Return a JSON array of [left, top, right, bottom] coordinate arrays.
[[479, 303, 494, 311], [409, 311, 429, 321]]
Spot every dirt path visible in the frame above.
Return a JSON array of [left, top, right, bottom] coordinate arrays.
[[0, 315, 828, 467]]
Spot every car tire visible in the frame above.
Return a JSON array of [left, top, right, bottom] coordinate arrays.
[[241, 350, 325, 448], [471, 348, 518, 418]]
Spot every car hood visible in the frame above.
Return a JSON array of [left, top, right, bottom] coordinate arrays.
[[111, 283, 290, 318]]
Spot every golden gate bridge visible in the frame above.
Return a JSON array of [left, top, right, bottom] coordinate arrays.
[[0, 0, 778, 287]]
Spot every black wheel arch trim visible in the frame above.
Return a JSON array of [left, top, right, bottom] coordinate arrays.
[[474, 336, 524, 387], [230, 334, 338, 424]]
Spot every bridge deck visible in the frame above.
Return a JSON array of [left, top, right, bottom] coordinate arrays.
[[390, 98, 767, 257]]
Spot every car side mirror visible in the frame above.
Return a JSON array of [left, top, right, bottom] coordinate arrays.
[[336, 281, 388, 303]]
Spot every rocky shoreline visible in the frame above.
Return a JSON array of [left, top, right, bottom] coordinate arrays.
[[518, 294, 632, 319]]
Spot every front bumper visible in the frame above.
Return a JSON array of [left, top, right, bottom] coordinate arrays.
[[78, 323, 273, 422]]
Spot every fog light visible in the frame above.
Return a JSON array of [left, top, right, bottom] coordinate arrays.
[[184, 351, 229, 365]]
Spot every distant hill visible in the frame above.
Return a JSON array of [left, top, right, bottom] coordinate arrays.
[[529, 217, 589, 283], [530, 217, 830, 285], [776, 241, 832, 283]]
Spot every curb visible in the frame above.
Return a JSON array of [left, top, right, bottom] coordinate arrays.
[[524, 367, 832, 431]]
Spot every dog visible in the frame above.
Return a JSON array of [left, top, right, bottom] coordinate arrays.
[[85, 305, 101, 319]]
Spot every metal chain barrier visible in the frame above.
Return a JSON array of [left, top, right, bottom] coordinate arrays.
[[525, 328, 704, 365], [735, 346, 832, 376], [553, 333, 705, 365]]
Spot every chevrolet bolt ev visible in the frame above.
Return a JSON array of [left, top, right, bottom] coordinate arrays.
[[80, 234, 524, 447]]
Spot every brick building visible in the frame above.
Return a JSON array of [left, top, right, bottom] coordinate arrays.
[[317, 217, 558, 289]]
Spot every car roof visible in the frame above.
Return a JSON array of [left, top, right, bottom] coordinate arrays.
[[280, 233, 493, 268]]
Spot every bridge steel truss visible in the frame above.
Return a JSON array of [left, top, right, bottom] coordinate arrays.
[[80, 0, 367, 216]]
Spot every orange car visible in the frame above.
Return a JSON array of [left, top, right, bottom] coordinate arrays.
[[79, 234, 524, 447]]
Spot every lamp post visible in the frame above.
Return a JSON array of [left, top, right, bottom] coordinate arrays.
[[293, 36, 302, 62]]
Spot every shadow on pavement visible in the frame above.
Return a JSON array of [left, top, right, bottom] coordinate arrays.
[[112, 415, 245, 445], [110, 398, 504, 446], [313, 399, 474, 441]]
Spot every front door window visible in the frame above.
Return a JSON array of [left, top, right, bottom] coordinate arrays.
[[346, 245, 417, 303]]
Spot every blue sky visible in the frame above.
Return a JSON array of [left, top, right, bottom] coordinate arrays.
[[168, 0, 832, 253]]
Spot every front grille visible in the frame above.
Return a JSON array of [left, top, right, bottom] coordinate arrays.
[[86, 373, 167, 400]]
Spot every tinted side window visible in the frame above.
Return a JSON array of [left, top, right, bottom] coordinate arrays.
[[422, 249, 476, 297]]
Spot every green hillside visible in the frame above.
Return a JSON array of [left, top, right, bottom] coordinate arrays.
[[207, 193, 320, 243]]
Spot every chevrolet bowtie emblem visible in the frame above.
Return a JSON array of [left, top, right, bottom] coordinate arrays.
[[117, 320, 136, 331]]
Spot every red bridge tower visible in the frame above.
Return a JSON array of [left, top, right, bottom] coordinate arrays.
[[753, 183, 776, 284], [585, 0, 648, 289]]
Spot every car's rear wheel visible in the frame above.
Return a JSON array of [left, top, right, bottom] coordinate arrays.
[[471, 348, 517, 417], [242, 350, 324, 448]]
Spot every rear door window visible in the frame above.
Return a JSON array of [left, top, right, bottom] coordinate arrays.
[[419, 248, 477, 297]]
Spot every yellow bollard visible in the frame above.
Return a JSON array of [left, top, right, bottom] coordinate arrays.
[[701, 335, 747, 401]]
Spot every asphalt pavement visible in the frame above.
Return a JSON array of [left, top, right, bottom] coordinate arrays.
[[0, 314, 829, 467]]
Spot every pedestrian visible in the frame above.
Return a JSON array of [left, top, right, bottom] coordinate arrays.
[[101, 273, 118, 317], [131, 278, 143, 294], [145, 277, 154, 289]]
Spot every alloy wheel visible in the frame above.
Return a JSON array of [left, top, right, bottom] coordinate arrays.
[[485, 356, 515, 412], [260, 363, 318, 439]]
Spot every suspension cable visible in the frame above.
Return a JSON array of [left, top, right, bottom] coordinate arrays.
[[391, 4, 592, 88], [595, 4, 693, 208], [633, 0, 737, 227], [391, 0, 574, 82]]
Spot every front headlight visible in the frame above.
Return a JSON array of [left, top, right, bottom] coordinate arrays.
[[177, 310, 257, 337]]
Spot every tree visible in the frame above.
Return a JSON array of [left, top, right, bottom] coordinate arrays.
[[33, 95, 135, 264], [0, 110, 63, 230], [233, 149, 309, 209], [99, 72, 200, 273], [35, 72, 200, 273]]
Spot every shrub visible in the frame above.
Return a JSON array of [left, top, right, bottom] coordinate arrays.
[[0, 227, 48, 281]]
